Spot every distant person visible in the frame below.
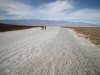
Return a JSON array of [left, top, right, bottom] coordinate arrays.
[[45, 26, 46, 29], [41, 25, 46, 30]]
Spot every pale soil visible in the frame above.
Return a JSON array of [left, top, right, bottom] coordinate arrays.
[[0, 27, 100, 75], [65, 27, 100, 47]]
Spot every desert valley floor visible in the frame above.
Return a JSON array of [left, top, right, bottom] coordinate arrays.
[[0, 27, 100, 75]]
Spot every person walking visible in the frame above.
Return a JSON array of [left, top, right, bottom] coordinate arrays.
[[45, 25, 46, 29]]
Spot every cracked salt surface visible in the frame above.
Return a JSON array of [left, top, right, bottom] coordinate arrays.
[[0, 27, 100, 75]]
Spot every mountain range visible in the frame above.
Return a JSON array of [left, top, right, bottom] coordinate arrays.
[[0, 20, 99, 27]]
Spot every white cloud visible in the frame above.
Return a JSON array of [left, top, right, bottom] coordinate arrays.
[[0, 0, 100, 23], [6, 3, 34, 16], [68, 9, 100, 20], [0, 0, 73, 19], [37, 1, 100, 21], [39, 0, 73, 16], [0, 0, 35, 16]]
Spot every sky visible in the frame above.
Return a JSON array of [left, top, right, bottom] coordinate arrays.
[[0, 0, 100, 24]]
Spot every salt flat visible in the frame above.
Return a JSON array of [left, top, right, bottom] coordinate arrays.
[[0, 27, 100, 75]]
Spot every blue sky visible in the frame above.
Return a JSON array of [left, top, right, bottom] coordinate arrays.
[[0, 0, 100, 24]]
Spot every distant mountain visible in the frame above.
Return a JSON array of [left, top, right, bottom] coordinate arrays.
[[0, 20, 99, 27]]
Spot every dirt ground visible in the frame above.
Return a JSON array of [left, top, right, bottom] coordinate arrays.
[[0, 27, 100, 75], [64, 27, 100, 47], [0, 23, 40, 32]]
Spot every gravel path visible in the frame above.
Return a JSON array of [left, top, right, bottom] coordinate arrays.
[[0, 27, 100, 75]]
